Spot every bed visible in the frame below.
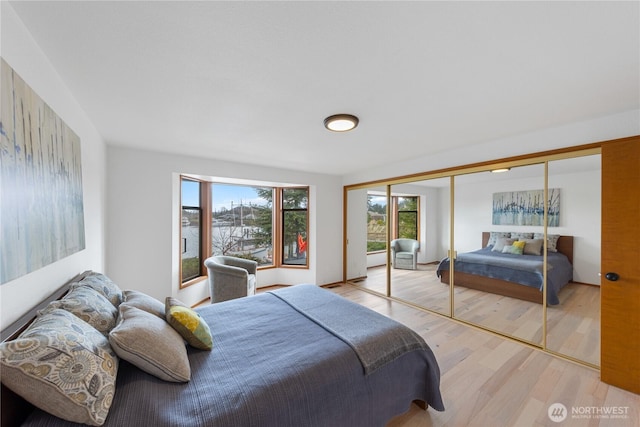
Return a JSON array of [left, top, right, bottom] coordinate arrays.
[[437, 232, 574, 305], [1, 273, 444, 427]]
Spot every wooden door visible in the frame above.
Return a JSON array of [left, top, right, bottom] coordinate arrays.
[[601, 136, 640, 394]]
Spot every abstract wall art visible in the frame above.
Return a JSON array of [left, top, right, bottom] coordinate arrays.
[[1, 58, 85, 284], [492, 188, 560, 226]]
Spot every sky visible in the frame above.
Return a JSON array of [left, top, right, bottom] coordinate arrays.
[[182, 181, 270, 211]]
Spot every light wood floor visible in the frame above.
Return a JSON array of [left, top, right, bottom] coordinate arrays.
[[352, 264, 601, 366], [326, 283, 639, 427]]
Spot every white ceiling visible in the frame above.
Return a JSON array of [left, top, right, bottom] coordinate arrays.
[[8, 1, 639, 175]]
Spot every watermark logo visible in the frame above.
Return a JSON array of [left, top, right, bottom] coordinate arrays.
[[548, 403, 630, 422], [548, 403, 568, 423]]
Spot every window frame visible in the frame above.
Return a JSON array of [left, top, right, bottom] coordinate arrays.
[[279, 187, 310, 268], [179, 176, 309, 288], [394, 195, 419, 240]]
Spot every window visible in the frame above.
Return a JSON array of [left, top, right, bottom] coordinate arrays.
[[367, 193, 387, 252], [281, 187, 308, 265], [181, 178, 203, 282], [211, 184, 273, 266], [366, 193, 419, 253], [396, 196, 418, 240], [180, 176, 309, 287]]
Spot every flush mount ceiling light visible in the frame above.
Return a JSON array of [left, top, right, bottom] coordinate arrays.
[[491, 168, 511, 173], [324, 114, 359, 132]]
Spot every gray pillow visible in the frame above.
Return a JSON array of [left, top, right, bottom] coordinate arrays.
[[39, 286, 118, 336], [123, 289, 165, 318], [487, 232, 511, 247], [109, 304, 190, 382], [491, 237, 515, 252], [519, 238, 544, 256], [0, 309, 118, 426]]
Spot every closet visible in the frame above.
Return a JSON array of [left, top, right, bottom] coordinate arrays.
[[343, 136, 639, 394]]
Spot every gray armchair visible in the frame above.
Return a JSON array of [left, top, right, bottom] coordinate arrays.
[[204, 256, 257, 303], [390, 239, 420, 270]]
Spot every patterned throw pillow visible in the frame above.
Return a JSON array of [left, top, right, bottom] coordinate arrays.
[[0, 309, 118, 426], [109, 304, 191, 382], [533, 233, 561, 252], [39, 286, 118, 336], [71, 272, 123, 307], [510, 232, 533, 240], [123, 289, 165, 318], [165, 297, 213, 351]]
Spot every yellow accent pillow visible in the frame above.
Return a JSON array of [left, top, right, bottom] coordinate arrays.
[[513, 241, 526, 249], [165, 297, 213, 350]]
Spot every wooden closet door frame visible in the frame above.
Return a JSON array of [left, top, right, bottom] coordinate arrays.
[[601, 135, 640, 394]]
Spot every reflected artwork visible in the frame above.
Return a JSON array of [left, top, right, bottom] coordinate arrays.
[[492, 189, 560, 226]]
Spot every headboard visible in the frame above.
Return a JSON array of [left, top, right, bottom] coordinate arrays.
[[481, 232, 574, 265]]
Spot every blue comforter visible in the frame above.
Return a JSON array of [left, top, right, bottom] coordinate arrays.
[[437, 246, 573, 305], [23, 285, 444, 427]]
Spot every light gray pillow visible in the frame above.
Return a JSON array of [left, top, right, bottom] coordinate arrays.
[[39, 286, 118, 336], [519, 238, 544, 256], [0, 309, 118, 426], [123, 289, 165, 318], [109, 304, 190, 382], [487, 232, 511, 247], [492, 237, 515, 252], [71, 272, 123, 307]]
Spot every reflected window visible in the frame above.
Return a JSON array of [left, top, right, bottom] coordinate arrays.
[[396, 196, 418, 239], [367, 193, 387, 252]]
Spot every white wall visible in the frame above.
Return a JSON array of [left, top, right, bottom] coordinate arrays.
[[0, 3, 107, 328], [106, 146, 343, 307], [343, 110, 639, 186]]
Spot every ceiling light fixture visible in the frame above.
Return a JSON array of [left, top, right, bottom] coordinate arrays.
[[324, 114, 359, 132], [491, 168, 511, 173]]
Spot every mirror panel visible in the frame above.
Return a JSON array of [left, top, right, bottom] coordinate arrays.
[[346, 186, 388, 294], [390, 178, 451, 316], [545, 154, 601, 366], [452, 164, 545, 345]]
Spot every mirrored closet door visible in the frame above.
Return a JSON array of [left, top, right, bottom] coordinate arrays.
[[343, 147, 602, 367], [452, 164, 546, 345], [545, 154, 601, 367], [389, 177, 451, 316], [345, 185, 389, 295]]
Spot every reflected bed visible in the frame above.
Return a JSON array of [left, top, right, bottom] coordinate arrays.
[[437, 232, 574, 305]]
